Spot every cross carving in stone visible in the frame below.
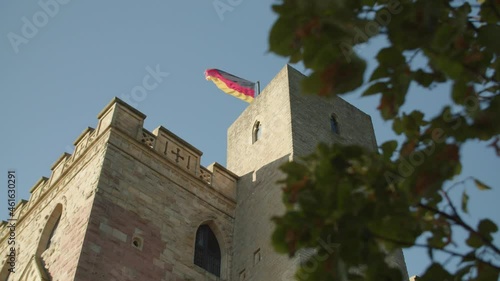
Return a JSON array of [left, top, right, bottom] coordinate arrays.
[[171, 148, 184, 163]]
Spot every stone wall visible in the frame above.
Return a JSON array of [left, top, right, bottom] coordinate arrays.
[[0, 123, 107, 281], [228, 65, 409, 281], [0, 65, 410, 281], [227, 65, 297, 281], [75, 98, 238, 281], [0, 97, 238, 281]]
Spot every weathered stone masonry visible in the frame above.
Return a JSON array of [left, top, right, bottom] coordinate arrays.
[[0, 65, 408, 281], [1, 97, 237, 281]]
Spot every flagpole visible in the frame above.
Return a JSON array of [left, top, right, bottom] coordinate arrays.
[[256, 81, 260, 96]]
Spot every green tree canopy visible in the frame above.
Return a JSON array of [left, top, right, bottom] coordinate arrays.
[[269, 0, 500, 280]]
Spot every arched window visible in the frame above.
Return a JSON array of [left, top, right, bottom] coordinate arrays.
[[330, 114, 339, 134], [252, 121, 261, 143], [194, 225, 221, 277], [37, 204, 63, 257]]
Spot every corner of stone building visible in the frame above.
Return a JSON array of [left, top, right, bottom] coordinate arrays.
[[228, 64, 409, 280], [75, 97, 237, 281], [0, 97, 123, 281]]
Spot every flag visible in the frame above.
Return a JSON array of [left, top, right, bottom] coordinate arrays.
[[205, 69, 256, 103]]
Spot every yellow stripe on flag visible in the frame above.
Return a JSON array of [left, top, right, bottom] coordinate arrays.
[[207, 76, 254, 103]]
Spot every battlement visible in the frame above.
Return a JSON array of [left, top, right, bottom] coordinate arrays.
[[95, 97, 238, 195], [1, 97, 237, 237]]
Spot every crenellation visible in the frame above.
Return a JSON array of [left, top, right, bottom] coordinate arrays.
[[48, 152, 71, 187], [29, 176, 49, 194], [199, 166, 213, 185], [73, 127, 95, 158], [96, 97, 146, 139], [14, 199, 28, 220], [0, 130, 108, 241], [1, 66, 409, 281], [8, 95, 238, 229], [152, 125, 203, 176], [206, 162, 238, 201], [28, 177, 49, 209]]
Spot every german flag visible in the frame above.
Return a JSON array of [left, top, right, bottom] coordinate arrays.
[[205, 69, 255, 103]]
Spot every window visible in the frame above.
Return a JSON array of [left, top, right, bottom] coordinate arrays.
[[252, 121, 261, 143], [132, 236, 144, 250], [239, 269, 246, 280], [330, 114, 339, 134], [194, 225, 221, 277], [253, 248, 261, 265], [37, 204, 63, 257]]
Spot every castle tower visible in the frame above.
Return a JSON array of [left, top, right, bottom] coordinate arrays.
[[227, 65, 408, 280], [0, 65, 408, 281], [0, 98, 238, 280]]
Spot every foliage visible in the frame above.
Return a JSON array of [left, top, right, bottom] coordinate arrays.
[[269, 0, 500, 280]]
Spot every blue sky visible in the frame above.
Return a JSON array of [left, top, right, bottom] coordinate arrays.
[[1, 0, 498, 278]]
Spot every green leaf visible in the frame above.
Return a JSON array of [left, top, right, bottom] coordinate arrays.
[[478, 24, 500, 54], [461, 190, 469, 214], [369, 66, 389, 81], [474, 178, 492, 190], [301, 73, 323, 95], [431, 24, 456, 52], [420, 263, 453, 281], [478, 219, 498, 239], [392, 117, 403, 135], [427, 51, 465, 80], [466, 232, 483, 248], [269, 17, 296, 57], [363, 82, 387, 96], [476, 261, 500, 281], [413, 69, 436, 88], [380, 140, 398, 159], [452, 79, 467, 104], [377, 47, 405, 67]]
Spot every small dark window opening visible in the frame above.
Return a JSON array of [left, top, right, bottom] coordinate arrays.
[[132, 236, 143, 250], [330, 115, 339, 134], [252, 121, 261, 143], [194, 225, 221, 277]]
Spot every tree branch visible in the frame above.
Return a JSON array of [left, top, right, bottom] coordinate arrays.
[[372, 234, 500, 271], [417, 203, 500, 256]]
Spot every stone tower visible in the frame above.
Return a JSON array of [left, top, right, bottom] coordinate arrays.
[[227, 65, 407, 280], [0, 65, 408, 281], [0, 98, 238, 280]]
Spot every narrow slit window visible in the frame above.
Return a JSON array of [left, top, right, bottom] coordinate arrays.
[[239, 269, 246, 281], [253, 248, 261, 265], [253, 121, 261, 143], [330, 115, 339, 134]]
